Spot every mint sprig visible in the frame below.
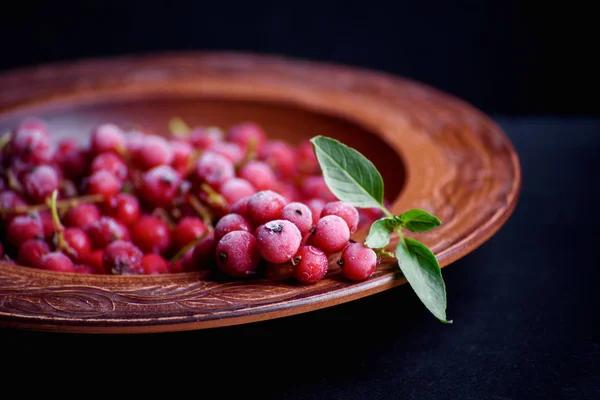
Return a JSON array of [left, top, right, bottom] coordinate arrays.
[[311, 136, 451, 323]]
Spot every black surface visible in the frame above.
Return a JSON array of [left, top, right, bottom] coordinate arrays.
[[1, 117, 597, 398], [1, 0, 597, 115]]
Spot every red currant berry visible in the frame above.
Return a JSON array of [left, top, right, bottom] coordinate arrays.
[[64, 203, 101, 230], [292, 245, 328, 284], [18, 239, 50, 267], [90, 123, 125, 154], [22, 165, 59, 203], [84, 170, 122, 198], [90, 152, 128, 181], [238, 161, 276, 191], [138, 165, 181, 209], [172, 216, 207, 250], [339, 242, 377, 281], [103, 240, 144, 275], [226, 122, 266, 151], [130, 215, 172, 254], [39, 252, 76, 273], [141, 253, 169, 275], [103, 193, 140, 226], [7, 213, 43, 246], [11, 118, 53, 164], [87, 216, 130, 249], [63, 227, 92, 262]]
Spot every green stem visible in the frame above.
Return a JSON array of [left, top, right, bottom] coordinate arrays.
[[382, 207, 394, 218], [189, 195, 214, 232], [170, 231, 209, 263], [375, 248, 396, 259], [236, 137, 257, 168], [0, 133, 11, 151], [169, 117, 191, 138], [0, 194, 104, 215], [200, 183, 228, 209], [46, 190, 74, 256]]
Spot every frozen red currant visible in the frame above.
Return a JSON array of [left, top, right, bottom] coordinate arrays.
[[138, 165, 181, 209], [90, 152, 128, 181], [103, 193, 140, 226], [192, 152, 234, 189], [256, 220, 302, 264], [258, 140, 296, 179], [39, 252, 76, 273], [102, 240, 144, 275], [214, 213, 252, 242], [209, 141, 244, 164], [172, 216, 207, 250], [219, 178, 256, 206], [64, 203, 101, 230], [85, 170, 122, 198], [141, 253, 169, 275], [226, 122, 266, 151], [18, 239, 50, 268], [310, 215, 350, 254], [7, 213, 43, 246], [87, 216, 130, 249], [339, 242, 377, 281], [238, 161, 276, 191], [135, 135, 174, 170], [216, 231, 261, 278], [301, 176, 336, 202], [189, 127, 223, 150], [281, 202, 313, 235], [229, 196, 249, 217], [90, 123, 125, 154], [321, 201, 360, 234], [22, 165, 59, 203], [292, 245, 328, 284], [131, 215, 172, 254], [11, 118, 53, 164], [85, 249, 105, 274], [246, 190, 286, 225], [192, 232, 217, 267], [296, 140, 319, 174], [63, 227, 92, 262]]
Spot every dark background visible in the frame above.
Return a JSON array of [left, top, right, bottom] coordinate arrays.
[[1, 0, 597, 115], [1, 1, 598, 398]]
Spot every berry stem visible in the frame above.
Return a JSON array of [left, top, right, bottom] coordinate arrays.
[[188, 194, 214, 231], [6, 169, 23, 193], [169, 117, 191, 138], [374, 248, 396, 259], [0, 194, 104, 215], [200, 183, 227, 209], [46, 189, 75, 256], [152, 207, 175, 229], [236, 137, 257, 168], [0, 133, 10, 151], [169, 230, 209, 263]]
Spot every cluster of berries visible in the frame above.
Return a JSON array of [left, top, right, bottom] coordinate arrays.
[[0, 118, 382, 283]]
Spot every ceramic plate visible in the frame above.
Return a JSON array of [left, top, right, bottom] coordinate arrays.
[[0, 53, 520, 333]]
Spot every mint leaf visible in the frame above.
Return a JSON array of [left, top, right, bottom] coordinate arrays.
[[399, 209, 442, 233], [310, 136, 384, 209], [396, 238, 451, 323], [365, 217, 401, 249]]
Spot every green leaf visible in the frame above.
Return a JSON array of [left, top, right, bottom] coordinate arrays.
[[398, 209, 442, 233], [396, 238, 451, 323], [365, 217, 401, 249], [310, 136, 384, 209]]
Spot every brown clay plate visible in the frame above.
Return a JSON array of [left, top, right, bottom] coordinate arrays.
[[0, 52, 520, 333]]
